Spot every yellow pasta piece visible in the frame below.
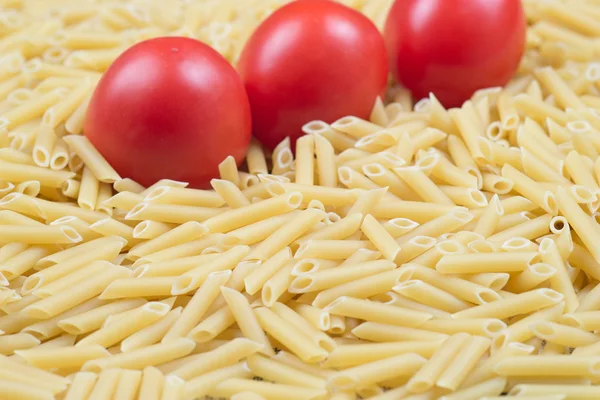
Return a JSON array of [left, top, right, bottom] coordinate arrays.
[[407, 333, 470, 393], [453, 288, 564, 320], [62, 135, 121, 183]]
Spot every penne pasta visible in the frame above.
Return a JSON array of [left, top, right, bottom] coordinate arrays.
[[407, 333, 470, 393], [170, 338, 262, 381], [324, 295, 431, 327], [453, 288, 564, 320], [82, 338, 196, 372], [221, 287, 274, 355], [494, 355, 600, 377], [62, 135, 120, 183], [254, 306, 327, 363], [329, 353, 426, 390], [436, 252, 539, 274], [0, 2, 598, 396]]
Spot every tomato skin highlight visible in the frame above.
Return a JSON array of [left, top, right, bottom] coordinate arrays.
[[238, 0, 388, 150], [384, 0, 527, 108], [84, 37, 252, 189]]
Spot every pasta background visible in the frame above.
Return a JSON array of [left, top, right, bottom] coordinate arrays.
[[1, 0, 600, 399]]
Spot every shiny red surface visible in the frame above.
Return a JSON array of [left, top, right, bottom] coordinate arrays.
[[238, 0, 388, 150], [85, 37, 252, 188]]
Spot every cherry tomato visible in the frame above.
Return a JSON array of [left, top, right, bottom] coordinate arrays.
[[384, 0, 526, 107], [238, 0, 388, 150], [85, 37, 252, 189]]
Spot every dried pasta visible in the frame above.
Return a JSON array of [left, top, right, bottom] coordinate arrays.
[[1, 1, 600, 399]]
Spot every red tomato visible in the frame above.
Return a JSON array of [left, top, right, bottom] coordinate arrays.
[[384, 0, 526, 108], [85, 37, 251, 189], [238, 0, 388, 150]]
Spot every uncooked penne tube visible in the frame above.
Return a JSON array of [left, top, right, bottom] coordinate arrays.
[[0, 159, 74, 188], [62, 135, 121, 183], [313, 132, 338, 187], [329, 353, 426, 390], [213, 378, 327, 400], [393, 280, 471, 313], [104, 191, 144, 211], [557, 186, 600, 263], [393, 166, 455, 205], [474, 194, 504, 237], [452, 288, 564, 320], [296, 213, 362, 244], [530, 321, 599, 348], [211, 179, 250, 208], [262, 262, 295, 307], [247, 209, 325, 261], [324, 296, 432, 327], [113, 369, 142, 400], [509, 384, 600, 398], [418, 319, 506, 338], [33, 259, 115, 299], [246, 354, 326, 389], [133, 220, 174, 240], [230, 213, 298, 246], [126, 202, 224, 224], [221, 287, 274, 356], [436, 252, 539, 273], [63, 372, 98, 400], [50, 215, 100, 242], [491, 302, 565, 352], [450, 101, 486, 163], [170, 338, 263, 381], [408, 264, 501, 304], [187, 305, 236, 343], [295, 134, 314, 185], [289, 260, 395, 293], [502, 164, 557, 215], [271, 302, 336, 353], [120, 307, 182, 352], [82, 338, 196, 372], [439, 377, 507, 400], [145, 185, 224, 208], [296, 236, 375, 258], [15, 345, 110, 369], [437, 335, 491, 391], [488, 214, 552, 243], [311, 268, 402, 308], [0, 353, 69, 394], [561, 311, 600, 331], [494, 355, 600, 377], [98, 277, 176, 299], [203, 192, 302, 233], [27, 233, 116, 274], [352, 322, 448, 342], [323, 340, 443, 369], [406, 333, 470, 393], [172, 245, 249, 295], [360, 214, 401, 262], [0, 332, 40, 355], [162, 270, 230, 341], [539, 238, 579, 313], [22, 263, 130, 319], [58, 298, 146, 335], [76, 302, 170, 348], [0, 225, 81, 244], [396, 207, 473, 244], [180, 362, 252, 400], [128, 221, 208, 260], [503, 262, 556, 293], [254, 306, 327, 363]]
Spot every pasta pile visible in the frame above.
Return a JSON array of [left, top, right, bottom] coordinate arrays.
[[2, 0, 600, 399]]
